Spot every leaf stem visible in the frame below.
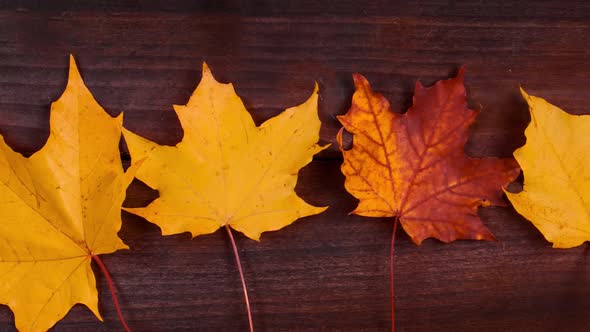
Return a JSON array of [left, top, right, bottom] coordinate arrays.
[[390, 216, 400, 332], [91, 254, 131, 332], [225, 225, 254, 332]]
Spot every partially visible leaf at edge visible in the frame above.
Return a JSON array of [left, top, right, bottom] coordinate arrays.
[[0, 55, 137, 331], [506, 89, 590, 248]]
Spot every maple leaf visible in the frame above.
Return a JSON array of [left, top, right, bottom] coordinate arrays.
[[337, 68, 520, 244], [337, 68, 520, 331], [123, 63, 327, 332], [506, 89, 590, 248], [123, 63, 328, 240], [0, 56, 136, 331]]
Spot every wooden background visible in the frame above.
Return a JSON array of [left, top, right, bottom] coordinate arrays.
[[1, 1, 590, 331]]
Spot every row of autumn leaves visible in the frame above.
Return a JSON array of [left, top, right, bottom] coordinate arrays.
[[0, 55, 586, 332]]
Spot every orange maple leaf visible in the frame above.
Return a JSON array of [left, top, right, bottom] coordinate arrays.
[[338, 68, 519, 244], [337, 68, 519, 331]]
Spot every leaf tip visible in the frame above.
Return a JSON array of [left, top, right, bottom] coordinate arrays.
[[115, 109, 124, 123], [124, 156, 146, 185], [457, 65, 466, 79], [195, 61, 225, 97], [478, 230, 497, 242], [518, 87, 541, 126], [242, 231, 262, 242], [410, 235, 424, 246], [316, 205, 329, 214], [201, 61, 214, 80], [320, 142, 332, 152], [67, 54, 83, 83], [313, 81, 320, 94], [352, 73, 369, 88], [414, 79, 424, 91]]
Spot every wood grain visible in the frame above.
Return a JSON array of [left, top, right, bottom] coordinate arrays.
[[1, 1, 589, 331]]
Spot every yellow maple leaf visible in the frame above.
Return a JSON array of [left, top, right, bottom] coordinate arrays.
[[0, 56, 136, 331], [506, 88, 590, 248], [123, 63, 328, 240]]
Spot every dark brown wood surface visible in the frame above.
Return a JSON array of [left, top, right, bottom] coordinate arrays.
[[1, 1, 590, 331]]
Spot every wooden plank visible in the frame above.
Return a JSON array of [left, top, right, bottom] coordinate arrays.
[[0, 1, 589, 331]]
